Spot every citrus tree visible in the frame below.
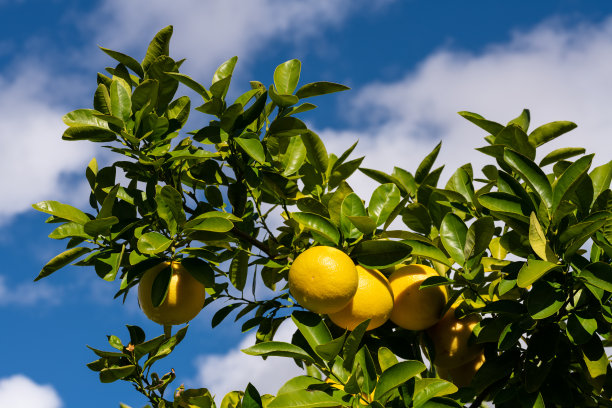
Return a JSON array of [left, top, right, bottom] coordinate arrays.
[[34, 26, 612, 407]]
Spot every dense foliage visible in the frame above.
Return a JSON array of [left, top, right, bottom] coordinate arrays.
[[34, 26, 612, 407]]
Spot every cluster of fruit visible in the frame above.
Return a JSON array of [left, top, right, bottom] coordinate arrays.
[[288, 246, 484, 387]]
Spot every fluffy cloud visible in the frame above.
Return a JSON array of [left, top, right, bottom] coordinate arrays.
[[0, 375, 63, 408], [0, 274, 61, 306], [192, 320, 303, 401], [319, 17, 612, 199], [88, 0, 393, 75], [0, 62, 97, 224]]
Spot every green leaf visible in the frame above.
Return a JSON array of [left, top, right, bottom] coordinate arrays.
[[269, 84, 299, 107], [84, 217, 119, 237], [517, 259, 560, 288], [552, 154, 593, 214], [268, 117, 308, 137], [33, 200, 90, 224], [401, 203, 431, 235], [166, 72, 210, 101], [528, 121, 577, 147], [358, 168, 407, 195], [581, 335, 609, 383], [35, 247, 92, 281], [404, 240, 451, 267], [528, 212, 556, 262], [274, 59, 301, 95], [155, 185, 185, 236], [241, 341, 314, 363], [131, 79, 159, 111], [374, 360, 426, 400], [212, 304, 241, 328], [142, 26, 173, 72], [580, 262, 612, 292], [503, 149, 553, 209], [242, 383, 263, 408], [62, 125, 117, 142], [268, 389, 342, 408], [137, 232, 172, 255], [185, 217, 234, 233], [478, 192, 528, 217], [291, 311, 333, 357], [351, 240, 412, 269], [377, 347, 399, 372], [150, 264, 172, 307], [281, 135, 307, 176], [230, 250, 249, 292], [445, 167, 474, 203], [99, 365, 136, 383], [439, 213, 467, 265], [415, 142, 441, 184], [94, 85, 112, 115], [463, 216, 494, 260], [63, 109, 111, 128], [527, 280, 565, 319], [412, 378, 458, 408], [458, 111, 504, 135], [566, 313, 597, 345], [315, 334, 346, 362], [340, 193, 367, 239], [329, 157, 364, 189], [368, 184, 401, 226], [301, 131, 328, 174], [508, 109, 530, 132], [181, 258, 215, 287], [295, 81, 350, 99], [213, 56, 238, 84], [342, 319, 369, 370], [539, 147, 585, 167], [235, 135, 266, 164], [346, 216, 377, 235], [353, 346, 377, 395], [49, 222, 90, 240], [590, 161, 612, 203], [292, 212, 340, 245], [110, 79, 131, 123]]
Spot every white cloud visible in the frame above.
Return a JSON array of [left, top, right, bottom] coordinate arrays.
[[0, 62, 97, 224], [0, 375, 63, 408], [319, 17, 612, 200], [87, 0, 393, 76], [192, 320, 303, 400], [0, 274, 61, 306]]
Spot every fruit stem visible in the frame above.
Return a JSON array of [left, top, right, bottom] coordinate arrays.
[[164, 324, 172, 339]]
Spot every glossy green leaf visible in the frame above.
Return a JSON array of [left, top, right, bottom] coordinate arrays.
[[590, 161, 612, 203], [181, 258, 215, 287], [141, 25, 172, 72], [369, 183, 401, 226], [35, 247, 92, 281], [155, 185, 185, 236], [268, 389, 342, 408], [84, 217, 119, 237], [292, 212, 339, 245], [269, 117, 308, 137], [93, 84, 112, 115], [315, 334, 346, 362], [291, 311, 333, 357], [63, 109, 111, 128], [295, 81, 350, 99], [527, 280, 565, 319], [412, 378, 458, 408], [342, 319, 369, 370], [33, 200, 91, 224], [581, 335, 609, 382], [539, 147, 585, 167], [580, 262, 612, 292], [49, 222, 90, 240], [301, 131, 328, 174], [329, 157, 364, 189], [478, 192, 526, 216], [508, 109, 530, 132], [150, 264, 171, 307], [528, 121, 577, 147], [378, 347, 399, 372], [281, 135, 307, 176], [269, 84, 299, 107], [374, 360, 426, 400], [241, 341, 314, 363], [552, 154, 593, 214], [340, 193, 367, 239], [415, 142, 441, 184], [440, 213, 467, 265], [137, 232, 172, 254], [401, 203, 432, 235], [463, 216, 494, 260], [566, 313, 597, 345], [517, 259, 560, 288], [185, 217, 234, 233], [351, 240, 412, 269], [404, 240, 451, 267], [358, 168, 407, 195], [528, 212, 556, 262], [495, 124, 535, 160], [62, 125, 117, 142], [110, 79, 131, 122], [99, 365, 136, 383], [230, 250, 249, 292], [445, 167, 474, 203], [503, 149, 552, 208], [274, 59, 301, 95], [235, 135, 266, 164], [166, 72, 210, 100], [458, 111, 504, 135], [212, 56, 238, 84], [346, 216, 377, 235]]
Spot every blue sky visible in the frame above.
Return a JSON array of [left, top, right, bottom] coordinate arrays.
[[3, 1, 612, 407]]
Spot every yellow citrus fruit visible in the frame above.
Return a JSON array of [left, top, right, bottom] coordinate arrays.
[[138, 261, 206, 326], [436, 351, 485, 388], [288, 246, 358, 314], [328, 266, 394, 331], [427, 307, 482, 369], [388, 264, 447, 331]]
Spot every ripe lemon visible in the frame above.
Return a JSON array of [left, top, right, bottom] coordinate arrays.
[[289, 246, 358, 314], [138, 261, 206, 326], [388, 264, 447, 331], [436, 351, 485, 388], [328, 266, 394, 331], [427, 307, 482, 369]]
